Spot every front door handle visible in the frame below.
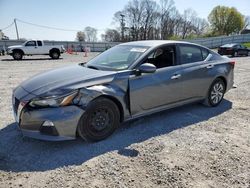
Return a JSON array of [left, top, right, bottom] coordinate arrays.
[[171, 74, 181, 80], [206, 64, 214, 69]]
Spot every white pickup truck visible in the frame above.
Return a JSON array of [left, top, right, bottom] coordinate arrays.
[[7, 40, 65, 60]]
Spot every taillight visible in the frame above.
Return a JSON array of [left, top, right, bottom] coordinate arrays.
[[230, 61, 235, 68]]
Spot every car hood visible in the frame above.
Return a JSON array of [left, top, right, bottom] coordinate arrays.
[[20, 64, 116, 96]]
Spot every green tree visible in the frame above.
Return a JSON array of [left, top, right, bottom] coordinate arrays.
[[76, 31, 85, 42], [208, 6, 244, 36]]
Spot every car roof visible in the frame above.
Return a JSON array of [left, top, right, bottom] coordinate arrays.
[[119, 40, 199, 48]]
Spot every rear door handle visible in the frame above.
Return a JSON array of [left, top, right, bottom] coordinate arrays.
[[206, 64, 214, 69], [171, 74, 181, 80]]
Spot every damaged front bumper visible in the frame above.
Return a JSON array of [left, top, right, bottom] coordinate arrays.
[[19, 106, 84, 141], [12, 89, 85, 141]]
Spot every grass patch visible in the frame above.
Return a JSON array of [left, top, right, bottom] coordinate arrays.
[[243, 42, 250, 48]]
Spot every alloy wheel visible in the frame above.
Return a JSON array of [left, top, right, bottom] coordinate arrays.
[[210, 81, 225, 106]]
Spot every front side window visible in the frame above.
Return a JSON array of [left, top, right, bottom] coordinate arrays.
[[25, 41, 36, 46], [179, 45, 203, 64], [86, 45, 149, 70], [145, 45, 176, 69]]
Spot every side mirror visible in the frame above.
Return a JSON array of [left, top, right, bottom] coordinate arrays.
[[138, 63, 156, 73]]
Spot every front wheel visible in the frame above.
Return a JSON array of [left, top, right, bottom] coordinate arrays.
[[13, 51, 23, 60], [204, 78, 226, 107], [77, 97, 120, 142]]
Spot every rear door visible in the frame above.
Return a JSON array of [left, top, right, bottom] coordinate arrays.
[[176, 44, 213, 100]]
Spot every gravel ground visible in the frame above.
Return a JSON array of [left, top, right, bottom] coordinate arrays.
[[0, 53, 249, 188]]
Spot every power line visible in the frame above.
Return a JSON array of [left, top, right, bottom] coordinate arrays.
[[0, 22, 14, 31], [16, 18, 81, 32], [15, 18, 107, 32]]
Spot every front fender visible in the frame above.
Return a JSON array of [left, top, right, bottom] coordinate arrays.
[[77, 83, 131, 121]]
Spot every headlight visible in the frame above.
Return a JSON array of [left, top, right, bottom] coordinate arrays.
[[29, 91, 78, 107]]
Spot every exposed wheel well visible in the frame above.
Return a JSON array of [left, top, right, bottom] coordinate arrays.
[[13, 49, 24, 55], [96, 95, 124, 123], [49, 48, 60, 54]]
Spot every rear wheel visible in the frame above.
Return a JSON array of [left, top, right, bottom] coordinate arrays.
[[13, 51, 23, 60], [77, 97, 120, 142], [204, 78, 226, 107], [247, 51, 250, 56], [50, 51, 60, 59], [232, 51, 238, 57]]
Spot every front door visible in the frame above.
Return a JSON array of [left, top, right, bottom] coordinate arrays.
[[129, 45, 184, 116], [24, 41, 38, 54]]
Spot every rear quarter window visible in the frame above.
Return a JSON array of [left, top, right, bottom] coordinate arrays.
[[179, 45, 203, 64], [201, 48, 209, 60], [209, 51, 223, 61]]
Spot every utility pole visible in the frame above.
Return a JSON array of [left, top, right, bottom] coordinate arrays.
[[120, 14, 125, 41], [14, 18, 19, 40]]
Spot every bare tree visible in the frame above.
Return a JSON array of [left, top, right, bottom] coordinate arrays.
[[243, 16, 250, 29], [101, 29, 120, 42], [180, 9, 197, 39], [84, 26, 97, 42], [141, 0, 158, 40], [113, 0, 210, 41], [193, 18, 209, 36], [0, 30, 4, 40], [159, 0, 178, 39]]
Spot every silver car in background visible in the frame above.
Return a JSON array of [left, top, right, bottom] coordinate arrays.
[[12, 40, 235, 141]]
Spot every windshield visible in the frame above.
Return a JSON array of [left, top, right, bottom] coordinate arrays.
[[86, 45, 149, 71]]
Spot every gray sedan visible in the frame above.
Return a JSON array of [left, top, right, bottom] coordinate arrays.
[[12, 40, 234, 141]]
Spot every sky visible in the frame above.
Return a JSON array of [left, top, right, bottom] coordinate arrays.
[[0, 0, 249, 41]]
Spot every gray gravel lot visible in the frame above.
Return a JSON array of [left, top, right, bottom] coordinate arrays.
[[0, 53, 249, 188]]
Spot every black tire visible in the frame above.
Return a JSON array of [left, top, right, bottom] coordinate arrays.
[[247, 51, 250, 57], [77, 97, 120, 142], [13, 51, 23, 60], [204, 78, 226, 107], [232, 51, 237, 57], [50, 50, 60, 59]]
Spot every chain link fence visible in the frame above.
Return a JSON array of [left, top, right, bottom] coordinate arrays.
[[1, 34, 250, 52]]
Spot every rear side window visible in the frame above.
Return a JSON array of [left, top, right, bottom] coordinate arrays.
[[179, 45, 203, 64], [37, 41, 42, 46]]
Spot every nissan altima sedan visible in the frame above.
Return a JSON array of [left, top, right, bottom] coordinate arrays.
[[12, 40, 235, 141]]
